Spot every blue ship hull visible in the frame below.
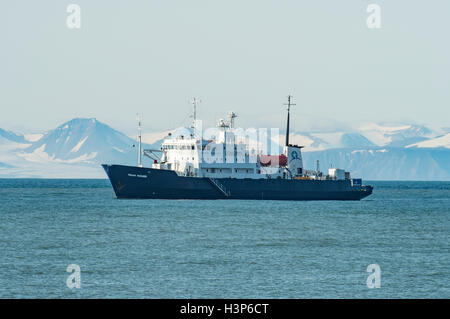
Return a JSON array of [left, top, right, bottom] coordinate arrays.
[[102, 164, 373, 200]]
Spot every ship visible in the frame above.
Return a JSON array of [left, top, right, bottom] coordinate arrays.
[[102, 96, 373, 200]]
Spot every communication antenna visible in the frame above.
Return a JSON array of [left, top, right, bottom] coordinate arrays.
[[137, 113, 143, 168], [190, 98, 201, 128], [284, 95, 296, 146], [228, 112, 238, 129]]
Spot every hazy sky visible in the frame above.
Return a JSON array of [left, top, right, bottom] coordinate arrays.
[[1, 1, 449, 135]]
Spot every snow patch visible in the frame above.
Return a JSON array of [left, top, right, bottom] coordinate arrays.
[[18, 144, 52, 163], [289, 134, 326, 152], [70, 136, 88, 153], [311, 132, 343, 147], [406, 133, 450, 149], [140, 130, 172, 144], [19, 144, 98, 164], [61, 152, 98, 163], [359, 123, 412, 133], [358, 123, 434, 147], [25, 133, 43, 142], [351, 150, 366, 154], [113, 147, 126, 153]]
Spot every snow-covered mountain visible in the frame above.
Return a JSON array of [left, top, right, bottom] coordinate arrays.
[[0, 128, 26, 144], [286, 123, 450, 180], [302, 147, 450, 181], [0, 118, 156, 178], [24, 118, 141, 165], [288, 123, 436, 151], [289, 131, 375, 151], [358, 123, 434, 147], [0, 120, 449, 179]]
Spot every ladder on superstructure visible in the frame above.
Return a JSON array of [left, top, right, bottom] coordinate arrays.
[[208, 178, 231, 197]]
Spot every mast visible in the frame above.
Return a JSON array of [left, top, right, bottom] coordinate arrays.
[[137, 113, 142, 168], [228, 112, 238, 129], [190, 98, 201, 128], [284, 95, 296, 146]]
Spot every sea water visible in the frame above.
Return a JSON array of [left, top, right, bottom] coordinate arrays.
[[0, 179, 448, 298]]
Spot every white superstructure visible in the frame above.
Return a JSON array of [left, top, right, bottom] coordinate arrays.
[[151, 125, 283, 179], [143, 96, 349, 181]]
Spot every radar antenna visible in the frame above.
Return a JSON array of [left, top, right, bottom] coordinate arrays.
[[217, 118, 230, 130]]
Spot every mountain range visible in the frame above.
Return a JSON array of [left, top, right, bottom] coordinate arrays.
[[0, 118, 449, 180]]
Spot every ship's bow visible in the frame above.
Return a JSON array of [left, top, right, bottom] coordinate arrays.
[[359, 185, 373, 200]]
